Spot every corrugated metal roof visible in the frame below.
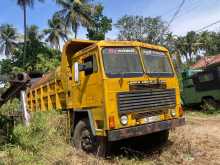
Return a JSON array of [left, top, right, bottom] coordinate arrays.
[[191, 54, 220, 69]]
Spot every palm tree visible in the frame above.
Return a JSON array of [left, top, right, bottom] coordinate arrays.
[[16, 0, 44, 64], [185, 31, 199, 63], [55, 0, 95, 38], [0, 24, 18, 56], [27, 25, 44, 41], [44, 14, 69, 49]]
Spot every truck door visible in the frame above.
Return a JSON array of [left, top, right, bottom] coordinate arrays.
[[73, 51, 103, 108]]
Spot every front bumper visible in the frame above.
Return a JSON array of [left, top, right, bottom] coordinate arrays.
[[108, 117, 185, 141]]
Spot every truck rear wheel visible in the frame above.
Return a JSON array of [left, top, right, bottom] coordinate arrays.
[[73, 119, 108, 156]]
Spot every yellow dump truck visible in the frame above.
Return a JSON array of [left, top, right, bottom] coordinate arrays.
[[26, 40, 185, 155]]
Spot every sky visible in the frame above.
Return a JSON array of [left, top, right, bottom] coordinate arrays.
[[1, 0, 220, 39]]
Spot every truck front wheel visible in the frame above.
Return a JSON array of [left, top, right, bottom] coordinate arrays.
[[73, 119, 108, 156]]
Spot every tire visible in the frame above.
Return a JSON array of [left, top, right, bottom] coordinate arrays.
[[202, 98, 217, 112], [72, 119, 108, 156]]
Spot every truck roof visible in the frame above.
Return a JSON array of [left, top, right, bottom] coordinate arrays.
[[63, 39, 169, 59]]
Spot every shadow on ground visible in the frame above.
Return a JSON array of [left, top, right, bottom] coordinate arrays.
[[107, 133, 174, 160]]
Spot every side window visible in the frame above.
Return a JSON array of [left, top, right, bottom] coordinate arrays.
[[83, 55, 98, 76], [198, 72, 214, 83], [217, 66, 220, 78]]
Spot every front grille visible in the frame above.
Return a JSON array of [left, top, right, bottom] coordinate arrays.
[[118, 88, 176, 113]]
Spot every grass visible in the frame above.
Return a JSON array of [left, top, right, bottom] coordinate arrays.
[[0, 99, 20, 116], [0, 111, 111, 164], [184, 106, 220, 118], [0, 110, 175, 164], [0, 111, 68, 164]]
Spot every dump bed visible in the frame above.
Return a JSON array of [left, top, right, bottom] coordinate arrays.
[[26, 40, 97, 111]]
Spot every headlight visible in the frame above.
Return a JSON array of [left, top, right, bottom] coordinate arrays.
[[120, 115, 128, 125], [170, 109, 176, 117]]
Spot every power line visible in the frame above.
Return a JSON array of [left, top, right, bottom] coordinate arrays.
[[196, 20, 220, 32], [159, 0, 186, 43], [175, 0, 201, 19], [161, 0, 197, 19], [176, 0, 219, 20], [167, 0, 186, 28], [160, 6, 180, 18]]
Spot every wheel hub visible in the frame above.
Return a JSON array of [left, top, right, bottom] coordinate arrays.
[[80, 129, 94, 152]]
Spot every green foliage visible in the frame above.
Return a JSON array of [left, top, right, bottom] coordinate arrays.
[[86, 4, 112, 40], [12, 111, 61, 152], [17, 0, 44, 8], [0, 25, 61, 74], [55, 0, 95, 38], [35, 53, 60, 72], [0, 99, 21, 145], [200, 99, 220, 114], [198, 31, 220, 56], [20, 25, 60, 72], [44, 13, 68, 49], [0, 59, 14, 74], [115, 15, 167, 44], [1, 111, 69, 164], [166, 31, 220, 68], [0, 24, 18, 56], [0, 99, 20, 115]]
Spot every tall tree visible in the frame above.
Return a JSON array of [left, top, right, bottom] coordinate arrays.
[[27, 25, 44, 41], [115, 15, 167, 44], [16, 0, 44, 65], [172, 31, 202, 67], [0, 24, 18, 56], [5, 24, 61, 73], [44, 14, 68, 49], [198, 31, 220, 56], [55, 0, 95, 38], [185, 31, 199, 62], [86, 4, 112, 40]]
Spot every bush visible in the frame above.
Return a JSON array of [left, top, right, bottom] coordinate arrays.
[[12, 111, 65, 151], [0, 99, 21, 145], [0, 111, 72, 164], [0, 99, 20, 116], [201, 99, 220, 114]]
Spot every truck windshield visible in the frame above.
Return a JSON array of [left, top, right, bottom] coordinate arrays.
[[141, 48, 174, 77], [102, 47, 143, 78]]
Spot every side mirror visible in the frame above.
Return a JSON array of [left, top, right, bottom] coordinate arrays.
[[74, 62, 79, 83], [79, 62, 93, 74], [84, 61, 93, 74], [74, 61, 93, 83]]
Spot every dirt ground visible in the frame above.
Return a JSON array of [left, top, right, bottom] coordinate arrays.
[[173, 112, 220, 165], [70, 111, 220, 165], [107, 111, 220, 165], [139, 111, 220, 165]]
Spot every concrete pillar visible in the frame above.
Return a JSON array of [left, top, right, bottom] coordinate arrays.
[[20, 90, 30, 126]]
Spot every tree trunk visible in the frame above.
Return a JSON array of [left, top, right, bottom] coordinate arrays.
[[184, 54, 190, 66], [23, 5, 27, 67], [175, 50, 183, 73], [58, 42, 60, 50], [74, 23, 78, 39], [188, 46, 193, 64]]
